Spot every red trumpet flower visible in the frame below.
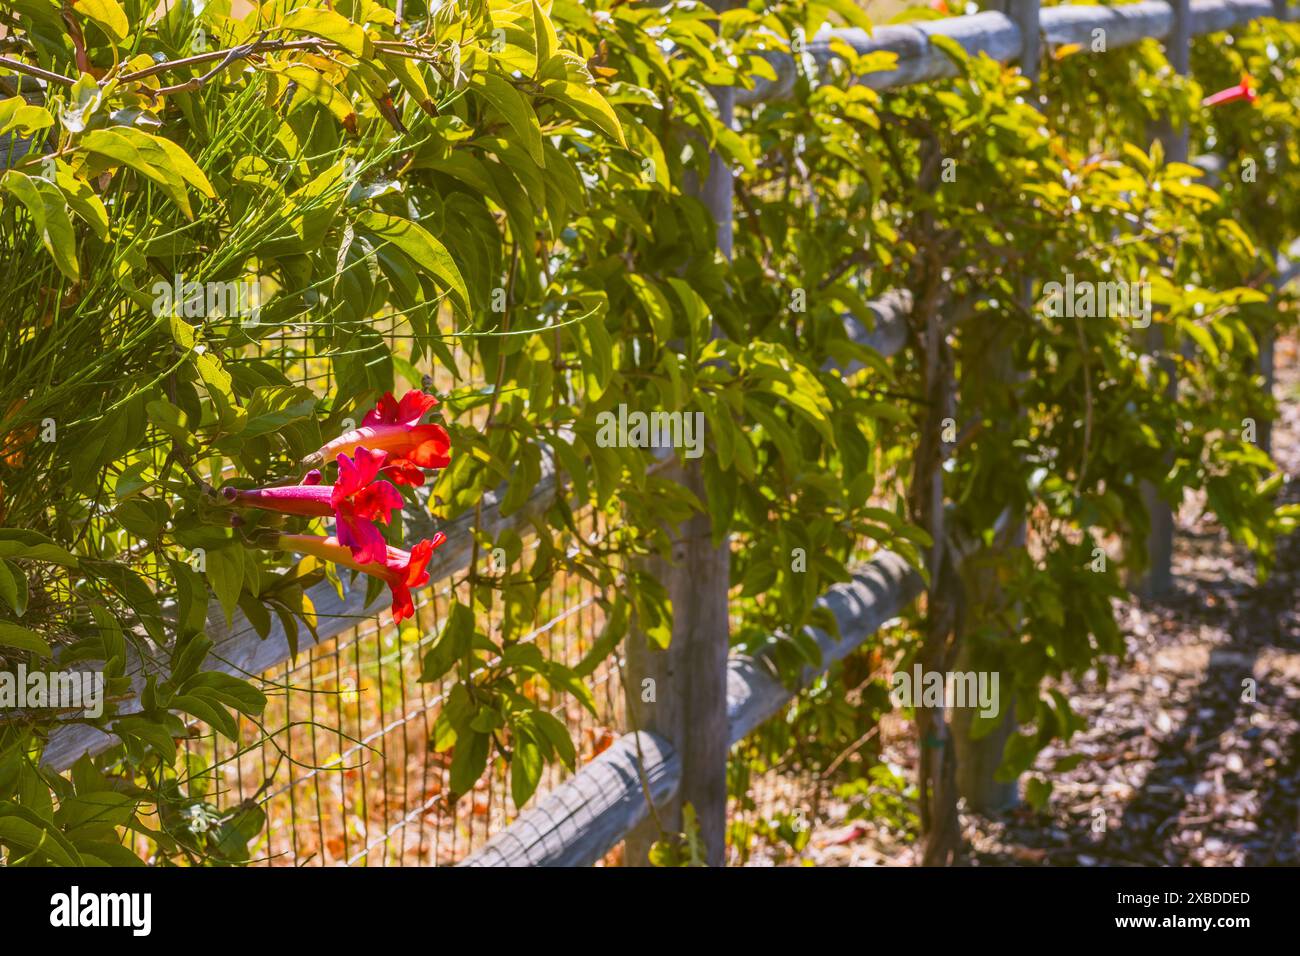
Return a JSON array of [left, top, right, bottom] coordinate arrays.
[[333, 447, 404, 563], [1203, 73, 1257, 107], [223, 448, 403, 564], [276, 532, 446, 623], [303, 390, 450, 481]]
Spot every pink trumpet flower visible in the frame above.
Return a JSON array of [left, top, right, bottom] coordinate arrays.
[[303, 390, 450, 480], [276, 532, 446, 623], [223, 449, 403, 564], [1202, 74, 1257, 107]]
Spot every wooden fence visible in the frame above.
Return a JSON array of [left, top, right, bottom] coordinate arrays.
[[462, 0, 1295, 866], [42, 0, 1295, 865]]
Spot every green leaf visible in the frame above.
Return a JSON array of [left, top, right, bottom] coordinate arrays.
[[531, 0, 557, 72], [206, 546, 244, 628], [178, 672, 267, 718], [74, 0, 129, 42], [84, 559, 165, 643], [112, 715, 178, 761], [73, 839, 147, 867], [532, 710, 576, 771], [448, 729, 490, 796], [509, 736, 543, 807], [1, 170, 79, 280], [0, 531, 79, 567], [241, 397, 317, 439], [626, 274, 675, 344], [420, 601, 474, 682], [172, 691, 237, 741], [282, 7, 368, 57], [475, 73, 545, 167], [54, 790, 136, 835], [0, 621, 51, 657], [0, 560, 27, 616], [356, 210, 469, 315], [541, 80, 626, 148], [0, 802, 83, 865], [542, 662, 598, 716]]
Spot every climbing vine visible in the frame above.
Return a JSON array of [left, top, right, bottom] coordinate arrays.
[[0, 0, 1297, 865]]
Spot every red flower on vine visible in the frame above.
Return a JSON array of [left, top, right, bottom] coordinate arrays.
[[223, 448, 403, 564], [333, 447, 404, 564], [305, 390, 450, 482], [1203, 73, 1257, 107], [276, 532, 446, 623]]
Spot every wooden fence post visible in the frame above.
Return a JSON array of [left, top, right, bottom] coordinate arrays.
[[1261, 243, 1285, 456], [947, 0, 1041, 818], [1134, 0, 1190, 598], [622, 70, 734, 866]]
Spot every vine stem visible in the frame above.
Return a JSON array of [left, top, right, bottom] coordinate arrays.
[[0, 55, 75, 87]]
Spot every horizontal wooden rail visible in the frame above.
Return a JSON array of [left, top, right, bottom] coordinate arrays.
[[739, 0, 1289, 104], [461, 550, 924, 866]]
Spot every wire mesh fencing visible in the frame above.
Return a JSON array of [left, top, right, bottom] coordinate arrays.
[[141, 506, 620, 866], [114, 306, 910, 867]]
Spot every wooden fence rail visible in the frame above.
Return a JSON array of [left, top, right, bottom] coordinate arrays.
[[739, 0, 1288, 103], [462, 551, 923, 867]]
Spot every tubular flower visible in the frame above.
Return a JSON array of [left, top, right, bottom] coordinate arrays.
[[223, 449, 403, 564], [303, 390, 450, 478], [276, 532, 446, 623], [1203, 74, 1257, 107], [332, 447, 403, 564]]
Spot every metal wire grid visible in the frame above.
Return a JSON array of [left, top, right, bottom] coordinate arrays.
[[124, 313, 626, 865], [156, 524, 620, 866], [724, 580, 907, 865]]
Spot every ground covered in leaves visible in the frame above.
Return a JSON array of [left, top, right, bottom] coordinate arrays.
[[800, 336, 1300, 867]]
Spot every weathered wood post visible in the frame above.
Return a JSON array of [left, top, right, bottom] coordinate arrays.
[[1261, 243, 1284, 456], [622, 19, 734, 868], [948, 0, 1041, 818], [1134, 0, 1190, 598]]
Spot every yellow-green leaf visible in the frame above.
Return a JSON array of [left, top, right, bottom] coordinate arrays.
[[54, 161, 109, 240], [476, 73, 545, 167], [0, 97, 53, 138], [531, 0, 558, 74], [542, 80, 626, 148], [280, 65, 357, 127], [356, 210, 469, 314], [282, 7, 368, 57], [0, 621, 52, 657], [1, 170, 79, 281], [74, 0, 129, 43], [82, 127, 194, 217]]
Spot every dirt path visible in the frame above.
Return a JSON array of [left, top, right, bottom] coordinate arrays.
[[803, 336, 1300, 866]]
